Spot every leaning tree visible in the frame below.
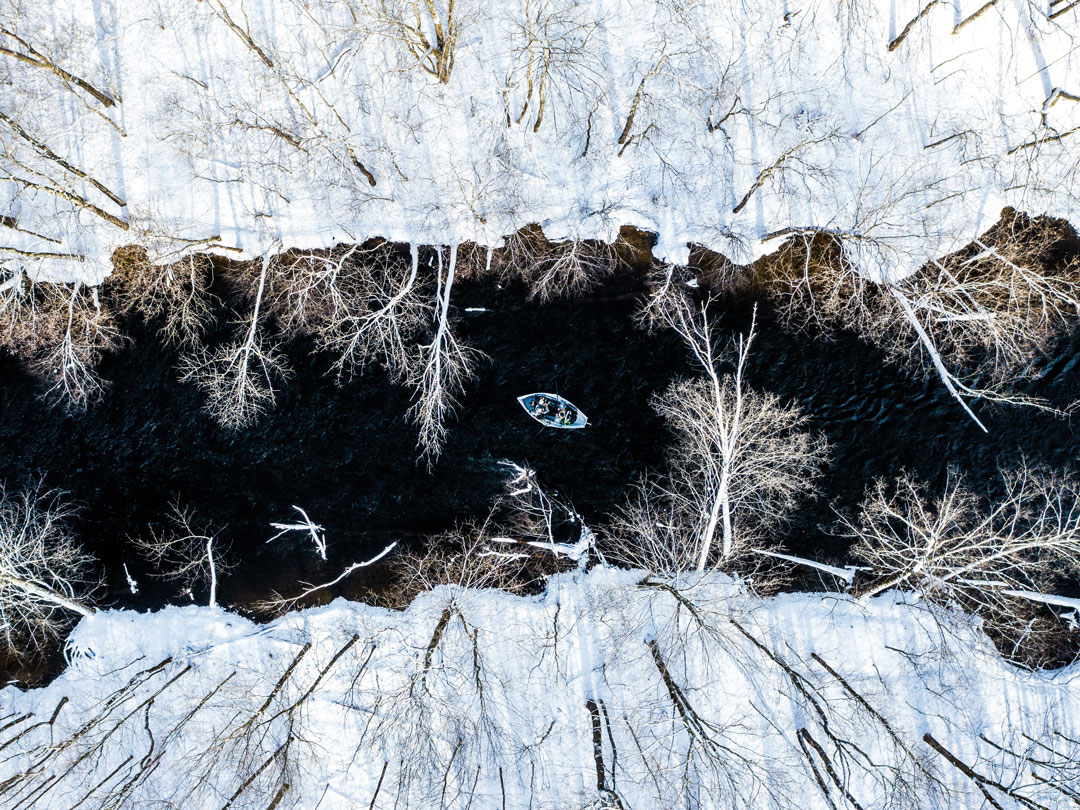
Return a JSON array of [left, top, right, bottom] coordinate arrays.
[[0, 484, 97, 657], [846, 464, 1080, 630]]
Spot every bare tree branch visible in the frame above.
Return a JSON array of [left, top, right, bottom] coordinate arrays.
[[132, 501, 228, 607], [0, 485, 97, 657], [612, 289, 826, 574]]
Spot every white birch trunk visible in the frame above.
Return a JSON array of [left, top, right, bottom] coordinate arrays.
[[0, 573, 94, 618], [206, 536, 218, 608]]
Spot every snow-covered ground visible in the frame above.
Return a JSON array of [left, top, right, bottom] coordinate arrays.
[[1, 567, 1077, 809], [5, 4, 1080, 806], [2, 0, 1079, 284]]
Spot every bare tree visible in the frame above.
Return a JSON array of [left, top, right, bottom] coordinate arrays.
[[390, 529, 534, 605], [0, 266, 36, 358], [0, 276, 120, 412], [273, 240, 473, 463], [274, 241, 429, 382], [179, 253, 290, 429], [109, 247, 218, 347], [257, 541, 397, 614], [606, 1, 756, 208], [0, 24, 119, 108], [0, 94, 128, 235], [495, 224, 617, 301], [884, 213, 1080, 428], [503, 0, 607, 136], [0, 264, 28, 322], [491, 462, 597, 563], [758, 212, 1080, 431], [354, 473, 586, 803], [385, 465, 575, 607], [355, 0, 460, 83], [34, 281, 120, 410], [615, 291, 826, 573], [754, 230, 886, 336], [0, 484, 97, 657], [132, 501, 228, 607], [407, 244, 482, 463], [845, 463, 1080, 638], [0, 17, 129, 279], [199, 241, 471, 461]]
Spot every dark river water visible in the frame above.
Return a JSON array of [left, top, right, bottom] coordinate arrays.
[[1, 261, 1079, 653]]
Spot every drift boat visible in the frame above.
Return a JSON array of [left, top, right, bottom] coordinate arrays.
[[518, 393, 588, 429]]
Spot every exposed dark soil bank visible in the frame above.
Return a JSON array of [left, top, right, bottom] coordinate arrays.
[[2, 251, 1079, 685]]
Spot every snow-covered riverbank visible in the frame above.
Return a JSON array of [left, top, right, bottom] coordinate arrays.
[[3, 0, 1078, 283], [2, 567, 1077, 809]]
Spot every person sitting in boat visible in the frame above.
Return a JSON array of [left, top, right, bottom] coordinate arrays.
[[533, 396, 553, 417], [556, 404, 573, 425]]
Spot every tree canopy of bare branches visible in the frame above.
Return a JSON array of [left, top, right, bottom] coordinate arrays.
[[845, 463, 1080, 653], [0, 484, 96, 657], [272, 240, 429, 382], [504, 0, 607, 137], [111, 238, 473, 461], [407, 244, 482, 462], [179, 253, 291, 430], [108, 247, 218, 348], [355, 0, 460, 83], [132, 502, 228, 607], [893, 213, 1080, 387], [494, 224, 617, 301], [614, 290, 827, 574], [386, 463, 577, 606], [272, 240, 475, 462], [757, 212, 1080, 431], [0, 272, 119, 411]]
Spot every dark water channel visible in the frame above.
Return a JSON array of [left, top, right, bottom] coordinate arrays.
[[2, 269, 1079, 632]]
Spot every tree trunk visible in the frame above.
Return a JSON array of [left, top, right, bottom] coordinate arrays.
[[697, 471, 731, 572], [0, 573, 94, 618], [206, 536, 218, 608], [856, 568, 917, 602], [720, 479, 733, 558], [697, 486, 722, 572]]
